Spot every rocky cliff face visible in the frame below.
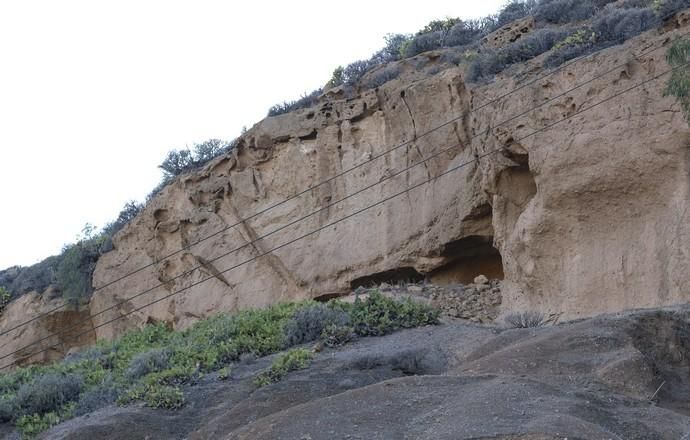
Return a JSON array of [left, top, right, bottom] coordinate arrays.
[[1, 14, 688, 363], [0, 290, 95, 367], [89, 16, 689, 342]]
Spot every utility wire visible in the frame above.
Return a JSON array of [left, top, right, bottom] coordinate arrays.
[[1, 31, 680, 364], [2, 58, 684, 371], [3, 17, 684, 341]]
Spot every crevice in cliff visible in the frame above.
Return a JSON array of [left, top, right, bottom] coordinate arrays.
[[496, 145, 537, 229], [429, 235, 504, 285], [15, 309, 96, 367], [299, 129, 318, 141]]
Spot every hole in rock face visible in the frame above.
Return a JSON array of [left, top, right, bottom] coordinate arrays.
[[350, 267, 424, 290], [299, 129, 318, 141], [429, 235, 504, 285], [153, 209, 170, 223]]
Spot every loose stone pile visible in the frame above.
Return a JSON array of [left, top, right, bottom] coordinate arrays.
[[348, 275, 502, 324]]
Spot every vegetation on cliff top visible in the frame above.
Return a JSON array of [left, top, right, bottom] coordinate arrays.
[[0, 292, 438, 438], [268, 0, 690, 115]]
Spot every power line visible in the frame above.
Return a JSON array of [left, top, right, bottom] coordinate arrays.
[[2, 58, 683, 371], [4, 18, 683, 342], [2, 32, 680, 364]]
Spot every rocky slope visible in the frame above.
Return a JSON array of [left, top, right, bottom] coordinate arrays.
[[35, 306, 690, 439], [1, 10, 689, 368]]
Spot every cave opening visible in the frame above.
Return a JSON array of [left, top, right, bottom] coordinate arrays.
[[350, 267, 425, 290], [429, 235, 504, 285]]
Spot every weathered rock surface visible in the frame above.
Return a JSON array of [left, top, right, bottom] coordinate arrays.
[[1, 14, 688, 362], [36, 307, 690, 439], [0, 291, 95, 367], [85, 19, 690, 343]]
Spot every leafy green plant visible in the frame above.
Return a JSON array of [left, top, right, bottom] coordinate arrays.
[[118, 383, 184, 409], [254, 348, 314, 386], [125, 348, 171, 380], [0, 397, 16, 423], [15, 373, 83, 417], [326, 66, 345, 89], [16, 411, 64, 439], [554, 29, 597, 50], [283, 303, 351, 346], [336, 291, 440, 337], [158, 139, 235, 179], [217, 366, 231, 381], [321, 324, 355, 347], [664, 39, 690, 123]]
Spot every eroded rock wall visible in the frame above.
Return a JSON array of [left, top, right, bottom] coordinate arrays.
[[0, 291, 95, 367], [86, 21, 690, 341], [1, 17, 687, 357]]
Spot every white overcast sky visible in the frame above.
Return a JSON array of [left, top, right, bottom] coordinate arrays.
[[0, 0, 505, 270]]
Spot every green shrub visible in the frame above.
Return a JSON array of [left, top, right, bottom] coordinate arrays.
[[118, 383, 184, 409], [544, 28, 598, 67], [535, 0, 599, 24], [468, 28, 568, 82], [267, 89, 323, 117], [254, 348, 313, 386], [15, 373, 83, 417], [664, 39, 690, 123], [142, 365, 197, 387], [217, 366, 231, 381], [0, 397, 16, 423], [158, 138, 235, 179], [101, 201, 143, 239], [283, 303, 351, 346], [495, 0, 537, 28], [16, 410, 64, 438], [107, 321, 172, 372], [56, 237, 102, 308], [592, 7, 658, 44], [338, 291, 440, 337], [125, 348, 171, 380], [553, 29, 597, 50], [321, 324, 355, 347], [143, 385, 184, 409]]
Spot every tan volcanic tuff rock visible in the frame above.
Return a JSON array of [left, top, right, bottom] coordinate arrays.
[[77, 19, 688, 341], [0, 290, 95, 368]]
